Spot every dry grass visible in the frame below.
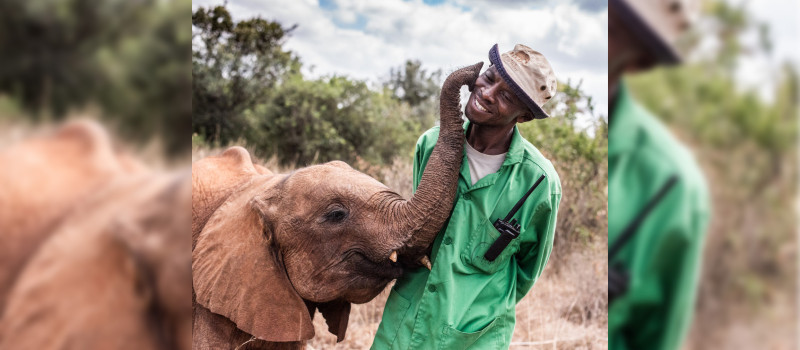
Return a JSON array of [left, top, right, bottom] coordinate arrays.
[[306, 243, 608, 350]]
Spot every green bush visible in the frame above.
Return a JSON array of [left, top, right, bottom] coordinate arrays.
[[244, 75, 421, 166]]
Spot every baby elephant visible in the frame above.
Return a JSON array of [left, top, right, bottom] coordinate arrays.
[[191, 62, 483, 349]]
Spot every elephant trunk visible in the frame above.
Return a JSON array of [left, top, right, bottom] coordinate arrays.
[[384, 62, 483, 260]]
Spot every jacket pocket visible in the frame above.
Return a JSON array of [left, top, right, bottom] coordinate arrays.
[[372, 288, 412, 349], [461, 217, 521, 274], [438, 316, 500, 350]]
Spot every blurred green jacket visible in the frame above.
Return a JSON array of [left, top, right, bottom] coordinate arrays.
[[609, 83, 710, 350], [371, 122, 561, 350]]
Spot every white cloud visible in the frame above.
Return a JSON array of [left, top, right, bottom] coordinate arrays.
[[193, 0, 609, 118]]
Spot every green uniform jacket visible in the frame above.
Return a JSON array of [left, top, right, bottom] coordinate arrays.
[[371, 122, 561, 350], [609, 83, 710, 350]]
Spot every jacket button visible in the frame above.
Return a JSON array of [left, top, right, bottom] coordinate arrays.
[[463, 193, 471, 200], [428, 285, 436, 293], [444, 237, 453, 245]]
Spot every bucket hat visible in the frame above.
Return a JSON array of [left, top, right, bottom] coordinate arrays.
[[488, 44, 557, 119]]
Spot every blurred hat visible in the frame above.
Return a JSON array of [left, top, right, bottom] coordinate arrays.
[[488, 43, 557, 120], [611, 0, 700, 64]]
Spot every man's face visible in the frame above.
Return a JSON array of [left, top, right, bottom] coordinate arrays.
[[465, 65, 531, 127]]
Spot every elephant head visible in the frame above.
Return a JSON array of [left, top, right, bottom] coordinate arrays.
[[191, 62, 483, 345]]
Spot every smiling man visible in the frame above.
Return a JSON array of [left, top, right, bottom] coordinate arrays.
[[371, 44, 562, 349]]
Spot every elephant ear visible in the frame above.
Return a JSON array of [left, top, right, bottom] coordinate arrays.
[[317, 300, 351, 342], [192, 146, 260, 248], [192, 177, 315, 342]]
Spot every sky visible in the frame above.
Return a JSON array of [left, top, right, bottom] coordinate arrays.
[[191, 0, 798, 128], [192, 0, 609, 125]]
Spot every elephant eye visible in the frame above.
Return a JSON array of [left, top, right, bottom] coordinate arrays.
[[323, 208, 349, 223]]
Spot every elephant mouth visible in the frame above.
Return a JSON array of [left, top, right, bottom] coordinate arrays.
[[346, 250, 404, 281]]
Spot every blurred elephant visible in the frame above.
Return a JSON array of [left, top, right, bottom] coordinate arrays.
[[0, 121, 191, 350], [0, 121, 134, 313], [192, 62, 483, 349]]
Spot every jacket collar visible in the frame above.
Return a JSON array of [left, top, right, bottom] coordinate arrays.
[[460, 120, 524, 190], [462, 120, 524, 166]]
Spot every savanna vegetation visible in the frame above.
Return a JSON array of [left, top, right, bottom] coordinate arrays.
[[5, 0, 792, 348], [191, 4, 609, 348]]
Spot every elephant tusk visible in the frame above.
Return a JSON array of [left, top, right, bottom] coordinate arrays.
[[389, 251, 398, 263], [420, 256, 432, 270]]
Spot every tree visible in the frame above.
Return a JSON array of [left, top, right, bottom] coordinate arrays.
[[192, 5, 300, 145], [385, 60, 442, 107], [382, 60, 443, 131], [0, 0, 192, 155], [192, 5, 425, 167]]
